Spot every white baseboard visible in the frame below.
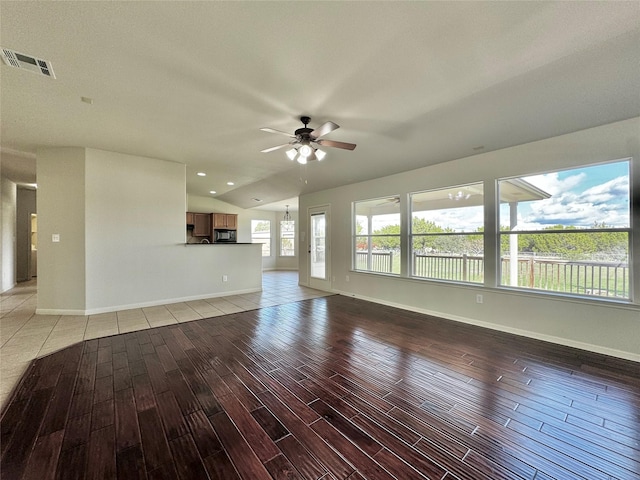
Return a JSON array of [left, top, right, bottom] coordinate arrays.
[[36, 287, 263, 316], [36, 308, 87, 316], [332, 289, 640, 363]]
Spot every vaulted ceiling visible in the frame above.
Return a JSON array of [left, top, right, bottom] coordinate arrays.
[[1, 2, 639, 210]]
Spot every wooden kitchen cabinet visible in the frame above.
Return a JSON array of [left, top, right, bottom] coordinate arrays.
[[186, 212, 195, 225], [193, 213, 212, 236], [213, 213, 237, 229]]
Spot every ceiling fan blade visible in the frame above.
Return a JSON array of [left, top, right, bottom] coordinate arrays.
[[261, 144, 292, 153], [316, 139, 357, 151], [311, 121, 339, 139], [260, 127, 296, 138]]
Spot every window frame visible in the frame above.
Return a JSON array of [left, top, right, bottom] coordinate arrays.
[[409, 182, 485, 284], [279, 220, 296, 257], [496, 159, 631, 300], [251, 219, 272, 257], [347, 157, 635, 305], [352, 196, 401, 275]]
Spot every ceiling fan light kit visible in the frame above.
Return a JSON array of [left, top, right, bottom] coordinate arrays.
[[261, 116, 356, 164]]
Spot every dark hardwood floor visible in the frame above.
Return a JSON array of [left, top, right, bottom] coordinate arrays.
[[1, 295, 639, 480]]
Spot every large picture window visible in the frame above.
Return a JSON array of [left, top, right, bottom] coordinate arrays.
[[251, 220, 271, 257], [498, 160, 630, 298], [410, 183, 484, 283], [280, 220, 295, 256], [353, 196, 401, 274]]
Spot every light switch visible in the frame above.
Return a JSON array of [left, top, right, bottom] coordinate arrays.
[[52, 234, 60, 243]]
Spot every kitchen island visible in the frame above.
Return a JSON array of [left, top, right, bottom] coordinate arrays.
[[177, 242, 262, 302]]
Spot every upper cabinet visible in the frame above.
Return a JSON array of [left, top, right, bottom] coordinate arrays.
[[186, 212, 195, 225], [192, 213, 212, 237], [213, 213, 237, 230]]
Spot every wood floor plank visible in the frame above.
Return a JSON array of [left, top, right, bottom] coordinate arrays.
[[309, 418, 394, 480], [259, 390, 354, 479], [115, 387, 141, 452], [0, 387, 54, 480], [55, 444, 87, 480], [21, 429, 64, 480], [264, 453, 305, 480], [155, 390, 189, 441], [202, 449, 241, 480], [252, 406, 290, 442], [276, 433, 328, 480], [137, 407, 172, 472], [349, 411, 447, 480], [86, 424, 116, 480], [215, 392, 281, 462], [1, 295, 638, 480], [309, 399, 383, 457], [168, 433, 209, 480], [184, 409, 223, 458], [115, 444, 146, 480], [209, 411, 273, 480]]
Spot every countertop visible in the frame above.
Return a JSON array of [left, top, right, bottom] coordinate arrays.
[[184, 242, 256, 245]]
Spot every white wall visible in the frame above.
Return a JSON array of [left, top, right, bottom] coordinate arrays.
[[37, 148, 87, 310], [1, 176, 17, 292], [36, 147, 263, 314], [299, 118, 640, 361], [84, 149, 186, 310]]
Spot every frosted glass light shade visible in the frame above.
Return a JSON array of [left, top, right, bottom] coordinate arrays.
[[299, 144, 312, 157], [286, 148, 297, 161]]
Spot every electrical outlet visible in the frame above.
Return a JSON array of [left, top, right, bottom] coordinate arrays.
[[345, 275, 350, 282], [222, 275, 228, 282], [476, 294, 483, 304], [52, 234, 60, 243]]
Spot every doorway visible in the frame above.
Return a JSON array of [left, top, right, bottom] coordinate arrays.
[[30, 214, 37, 278], [308, 205, 331, 291]]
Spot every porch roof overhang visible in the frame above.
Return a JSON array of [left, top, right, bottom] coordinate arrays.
[[356, 179, 551, 216]]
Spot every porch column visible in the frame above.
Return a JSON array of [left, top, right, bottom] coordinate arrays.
[[510, 202, 518, 286], [367, 214, 373, 270]]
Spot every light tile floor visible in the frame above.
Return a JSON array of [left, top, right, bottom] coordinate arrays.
[[0, 271, 330, 410]]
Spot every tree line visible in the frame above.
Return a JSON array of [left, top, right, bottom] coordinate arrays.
[[357, 218, 628, 260]]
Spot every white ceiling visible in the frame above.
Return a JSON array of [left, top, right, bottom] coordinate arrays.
[[1, 2, 639, 210]]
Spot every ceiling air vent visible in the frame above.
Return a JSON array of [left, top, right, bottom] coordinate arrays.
[[1, 48, 56, 79]]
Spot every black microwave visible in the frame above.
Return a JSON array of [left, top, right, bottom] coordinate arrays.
[[214, 229, 236, 243]]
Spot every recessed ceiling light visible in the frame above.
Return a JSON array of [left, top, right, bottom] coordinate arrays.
[[227, 181, 234, 186], [197, 172, 206, 177], [209, 190, 216, 194]]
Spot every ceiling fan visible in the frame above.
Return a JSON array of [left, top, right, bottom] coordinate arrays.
[[260, 116, 356, 164]]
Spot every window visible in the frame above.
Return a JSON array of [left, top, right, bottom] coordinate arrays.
[[353, 196, 401, 274], [410, 183, 484, 283], [280, 220, 295, 256], [251, 220, 271, 257], [498, 160, 630, 299]]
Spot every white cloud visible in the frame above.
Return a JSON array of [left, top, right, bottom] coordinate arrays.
[[418, 206, 483, 232], [523, 172, 586, 196], [517, 174, 629, 229], [581, 176, 629, 205]]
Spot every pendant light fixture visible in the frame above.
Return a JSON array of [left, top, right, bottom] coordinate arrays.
[[283, 205, 292, 222]]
